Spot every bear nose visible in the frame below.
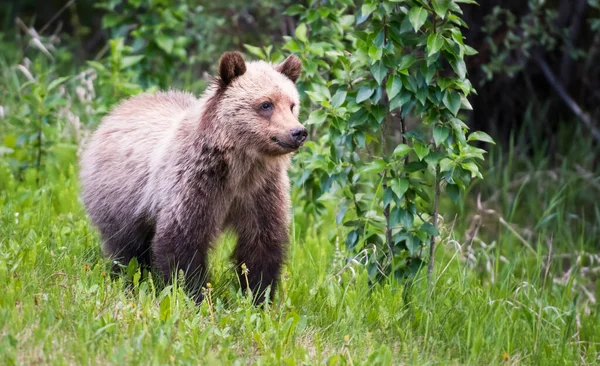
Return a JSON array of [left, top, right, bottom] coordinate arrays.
[[291, 127, 307, 145]]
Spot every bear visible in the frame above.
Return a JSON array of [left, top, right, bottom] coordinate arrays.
[[79, 51, 306, 303]]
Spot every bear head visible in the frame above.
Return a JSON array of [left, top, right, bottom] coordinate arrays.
[[212, 51, 307, 156]]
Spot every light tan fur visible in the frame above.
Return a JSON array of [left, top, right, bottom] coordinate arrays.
[[79, 53, 305, 303]]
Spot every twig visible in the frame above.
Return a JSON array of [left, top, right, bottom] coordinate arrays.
[[39, 0, 77, 35], [533, 53, 600, 143]]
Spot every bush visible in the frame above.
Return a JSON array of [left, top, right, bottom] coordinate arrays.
[[279, 0, 494, 282]]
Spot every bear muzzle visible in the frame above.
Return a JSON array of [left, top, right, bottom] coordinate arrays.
[[271, 127, 308, 151], [291, 127, 308, 145]]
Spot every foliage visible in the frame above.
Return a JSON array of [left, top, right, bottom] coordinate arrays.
[[279, 0, 494, 282], [95, 0, 295, 89], [96, 0, 194, 88], [480, 1, 564, 81]]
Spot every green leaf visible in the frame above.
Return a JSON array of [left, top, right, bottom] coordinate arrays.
[[368, 45, 383, 62], [47, 76, 70, 92], [356, 86, 375, 104], [421, 222, 440, 236], [464, 45, 478, 56], [432, 0, 451, 18], [391, 178, 409, 198], [398, 54, 417, 71], [307, 109, 327, 125], [389, 94, 405, 111], [439, 158, 455, 172], [433, 126, 450, 146], [427, 33, 444, 56], [392, 143, 411, 157], [461, 161, 482, 178], [331, 90, 347, 108], [370, 61, 387, 85], [461, 95, 473, 110], [346, 230, 359, 251], [413, 142, 430, 161], [468, 131, 496, 144], [160, 295, 171, 321], [296, 23, 308, 43], [446, 184, 460, 203], [284, 4, 305, 15], [425, 151, 444, 167], [362, 159, 388, 173], [451, 59, 467, 79], [336, 201, 349, 225], [361, 2, 378, 18], [371, 105, 386, 124], [102, 13, 120, 28], [437, 77, 454, 90], [86, 60, 106, 71], [120, 55, 145, 70], [399, 208, 414, 229], [244, 45, 266, 59], [386, 75, 402, 100], [408, 7, 428, 32], [407, 235, 421, 255], [415, 87, 428, 105], [443, 90, 461, 116], [155, 35, 174, 54]]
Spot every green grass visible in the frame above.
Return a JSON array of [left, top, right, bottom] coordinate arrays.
[[0, 140, 598, 365]]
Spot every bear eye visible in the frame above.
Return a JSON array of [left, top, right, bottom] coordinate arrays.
[[261, 102, 274, 111]]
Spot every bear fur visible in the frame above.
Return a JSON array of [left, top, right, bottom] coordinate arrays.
[[79, 52, 305, 303]]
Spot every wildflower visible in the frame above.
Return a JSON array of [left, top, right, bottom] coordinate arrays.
[[502, 352, 509, 361], [241, 263, 249, 275]]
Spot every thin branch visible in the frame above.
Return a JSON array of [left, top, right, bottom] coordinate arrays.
[[39, 0, 76, 35], [533, 53, 600, 143]]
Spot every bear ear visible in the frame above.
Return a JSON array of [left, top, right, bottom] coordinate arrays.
[[275, 54, 302, 83], [218, 52, 247, 86]]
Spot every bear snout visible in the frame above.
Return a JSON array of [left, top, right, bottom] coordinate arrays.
[[290, 127, 308, 145]]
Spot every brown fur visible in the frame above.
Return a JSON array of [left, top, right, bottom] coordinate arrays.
[[79, 52, 305, 303]]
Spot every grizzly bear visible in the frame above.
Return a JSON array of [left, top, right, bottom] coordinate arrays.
[[79, 52, 306, 303]]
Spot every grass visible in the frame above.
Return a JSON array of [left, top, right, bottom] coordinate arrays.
[[0, 134, 599, 365], [0, 42, 599, 365]]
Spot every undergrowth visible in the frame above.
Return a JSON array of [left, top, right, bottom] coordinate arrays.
[[0, 124, 598, 365]]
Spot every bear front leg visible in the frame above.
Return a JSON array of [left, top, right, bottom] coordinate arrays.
[[152, 195, 221, 304], [228, 180, 291, 304]]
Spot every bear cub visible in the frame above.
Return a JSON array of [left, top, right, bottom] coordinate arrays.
[[79, 52, 306, 303]]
